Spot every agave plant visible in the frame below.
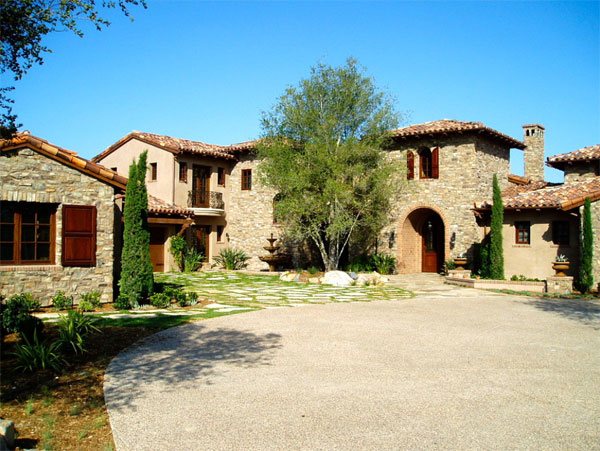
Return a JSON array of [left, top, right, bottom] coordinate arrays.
[[214, 248, 250, 270], [56, 310, 100, 355], [13, 331, 64, 373]]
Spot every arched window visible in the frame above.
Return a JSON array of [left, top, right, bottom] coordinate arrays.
[[407, 151, 415, 180], [418, 147, 439, 179]]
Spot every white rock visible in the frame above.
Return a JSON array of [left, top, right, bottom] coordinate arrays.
[[0, 419, 15, 449], [322, 271, 354, 286], [279, 272, 300, 282]]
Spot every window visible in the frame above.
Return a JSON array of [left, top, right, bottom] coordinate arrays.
[[407, 151, 415, 180], [218, 167, 226, 186], [62, 205, 96, 267], [216, 225, 224, 242], [418, 147, 439, 179], [150, 162, 157, 181], [241, 169, 252, 190], [515, 221, 530, 244], [1, 202, 56, 265], [110, 167, 118, 172], [552, 221, 570, 245], [179, 162, 188, 183]]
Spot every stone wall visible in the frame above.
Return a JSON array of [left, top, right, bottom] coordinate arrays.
[[0, 148, 116, 305], [382, 135, 512, 273], [564, 162, 599, 183], [226, 154, 281, 271]]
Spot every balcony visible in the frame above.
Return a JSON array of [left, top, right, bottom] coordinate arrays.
[[188, 190, 225, 216]]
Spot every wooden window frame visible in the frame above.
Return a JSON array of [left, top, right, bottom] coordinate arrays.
[[552, 221, 570, 245], [0, 202, 56, 265], [418, 147, 439, 179], [62, 205, 97, 267], [515, 221, 531, 245], [218, 167, 226, 187], [150, 162, 158, 181], [241, 169, 252, 191], [179, 161, 188, 183]]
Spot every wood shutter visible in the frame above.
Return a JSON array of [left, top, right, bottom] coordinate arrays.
[[62, 205, 97, 267], [432, 147, 439, 179], [407, 151, 415, 180]]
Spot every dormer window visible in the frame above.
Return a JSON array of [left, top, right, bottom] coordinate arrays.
[[418, 147, 439, 179]]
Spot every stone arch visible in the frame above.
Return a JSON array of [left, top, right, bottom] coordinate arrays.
[[396, 204, 450, 274]]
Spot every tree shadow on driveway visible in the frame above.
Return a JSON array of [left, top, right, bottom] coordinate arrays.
[[527, 297, 600, 329], [104, 322, 282, 413]]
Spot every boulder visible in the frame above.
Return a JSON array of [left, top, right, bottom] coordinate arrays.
[[322, 271, 354, 287], [0, 419, 15, 449], [356, 272, 389, 286]]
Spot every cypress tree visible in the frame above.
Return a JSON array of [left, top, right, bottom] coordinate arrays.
[[119, 151, 154, 307], [489, 174, 505, 280], [578, 198, 594, 293]]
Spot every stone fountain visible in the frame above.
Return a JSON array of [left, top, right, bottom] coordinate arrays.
[[259, 233, 289, 272]]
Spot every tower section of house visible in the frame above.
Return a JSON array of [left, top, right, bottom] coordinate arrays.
[[382, 120, 525, 274], [0, 134, 126, 305], [523, 124, 546, 181], [94, 132, 279, 271]]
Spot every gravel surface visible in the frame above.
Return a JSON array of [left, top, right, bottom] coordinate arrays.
[[105, 282, 600, 450]]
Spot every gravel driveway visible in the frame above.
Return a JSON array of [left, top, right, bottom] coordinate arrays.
[[104, 282, 600, 450]]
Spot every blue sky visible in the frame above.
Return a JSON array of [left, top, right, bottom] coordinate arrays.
[[10, 0, 599, 182]]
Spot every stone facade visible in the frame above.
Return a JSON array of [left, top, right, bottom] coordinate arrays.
[[382, 135, 511, 273], [226, 154, 281, 270], [523, 124, 545, 181], [563, 162, 599, 183], [0, 149, 117, 306]]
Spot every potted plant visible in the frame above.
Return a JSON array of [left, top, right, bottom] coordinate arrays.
[[552, 254, 570, 277], [453, 252, 468, 271]]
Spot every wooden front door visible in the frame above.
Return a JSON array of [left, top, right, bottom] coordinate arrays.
[[421, 216, 443, 272], [195, 225, 211, 261], [149, 227, 166, 272], [192, 165, 211, 207]]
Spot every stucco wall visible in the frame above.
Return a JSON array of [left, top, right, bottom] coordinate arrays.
[[503, 210, 579, 280], [226, 154, 280, 271], [382, 135, 512, 273], [97, 139, 176, 204], [0, 148, 116, 305]]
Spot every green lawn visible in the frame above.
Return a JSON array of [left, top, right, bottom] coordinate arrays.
[[155, 271, 413, 309]]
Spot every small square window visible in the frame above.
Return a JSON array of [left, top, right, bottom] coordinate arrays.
[[241, 169, 252, 190], [150, 162, 157, 181], [179, 162, 188, 183], [110, 167, 118, 172], [515, 221, 530, 244], [216, 225, 224, 242], [218, 167, 226, 186], [552, 221, 570, 245]]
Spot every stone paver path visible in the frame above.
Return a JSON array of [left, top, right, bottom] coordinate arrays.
[[105, 274, 600, 450]]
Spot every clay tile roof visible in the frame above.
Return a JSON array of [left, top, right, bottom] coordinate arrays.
[[0, 132, 127, 190], [389, 119, 526, 149], [496, 177, 600, 210], [147, 195, 193, 216], [93, 131, 256, 162], [547, 144, 600, 168]]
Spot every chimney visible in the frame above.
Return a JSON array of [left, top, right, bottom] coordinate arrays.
[[523, 124, 545, 181]]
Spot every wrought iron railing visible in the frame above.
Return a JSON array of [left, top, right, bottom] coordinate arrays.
[[188, 190, 225, 209]]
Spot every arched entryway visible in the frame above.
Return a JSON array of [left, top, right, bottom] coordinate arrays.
[[399, 208, 445, 273]]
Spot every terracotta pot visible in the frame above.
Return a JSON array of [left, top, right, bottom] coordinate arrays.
[[552, 261, 570, 277], [453, 257, 467, 270]]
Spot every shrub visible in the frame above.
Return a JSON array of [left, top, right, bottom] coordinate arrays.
[[186, 291, 199, 306], [370, 253, 396, 275], [52, 291, 73, 311], [184, 248, 204, 273], [443, 259, 456, 274], [169, 235, 187, 272], [578, 198, 594, 293], [13, 332, 64, 373], [213, 248, 250, 270], [2, 293, 41, 335], [78, 300, 95, 312], [80, 291, 101, 310], [19, 315, 45, 343], [346, 255, 373, 273], [149, 292, 171, 309], [114, 294, 132, 311], [56, 310, 100, 355]]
